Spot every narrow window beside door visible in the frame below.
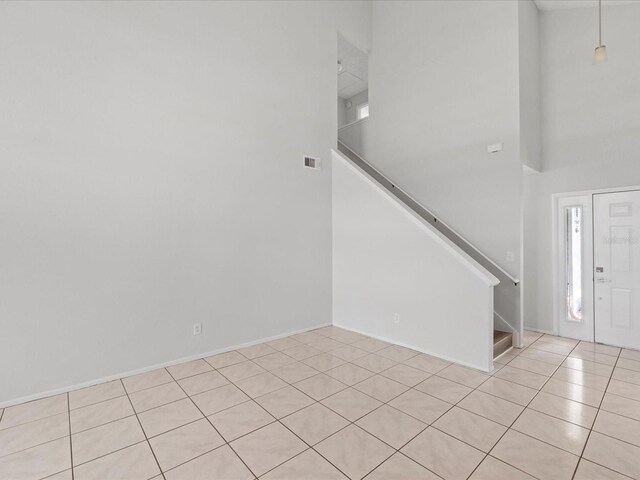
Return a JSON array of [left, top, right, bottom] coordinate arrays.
[[357, 103, 369, 120], [566, 206, 583, 322]]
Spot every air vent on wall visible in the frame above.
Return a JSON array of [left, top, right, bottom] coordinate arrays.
[[304, 156, 321, 170]]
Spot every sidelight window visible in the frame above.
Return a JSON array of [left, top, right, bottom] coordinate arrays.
[[566, 206, 583, 322]]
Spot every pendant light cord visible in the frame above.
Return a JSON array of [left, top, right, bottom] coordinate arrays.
[[599, 0, 602, 47]]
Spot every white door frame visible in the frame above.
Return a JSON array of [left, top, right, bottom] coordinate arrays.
[[552, 185, 640, 341]]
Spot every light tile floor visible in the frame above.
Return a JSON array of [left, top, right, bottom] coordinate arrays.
[[1, 327, 640, 479]]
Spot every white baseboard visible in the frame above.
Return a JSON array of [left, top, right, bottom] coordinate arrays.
[[524, 326, 556, 336], [0, 323, 331, 409], [332, 323, 492, 373]]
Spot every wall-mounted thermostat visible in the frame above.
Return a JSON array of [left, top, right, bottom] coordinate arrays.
[[304, 156, 321, 170], [487, 142, 503, 154]]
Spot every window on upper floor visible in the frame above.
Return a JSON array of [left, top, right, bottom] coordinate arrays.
[[357, 103, 369, 120]]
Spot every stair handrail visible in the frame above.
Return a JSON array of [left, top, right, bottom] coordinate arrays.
[[337, 140, 520, 286]]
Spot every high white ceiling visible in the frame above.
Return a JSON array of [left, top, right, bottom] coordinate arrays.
[[338, 34, 368, 99], [534, 0, 639, 10]]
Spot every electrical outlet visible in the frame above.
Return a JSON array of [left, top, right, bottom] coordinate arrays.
[[394, 313, 400, 325], [193, 323, 202, 335]]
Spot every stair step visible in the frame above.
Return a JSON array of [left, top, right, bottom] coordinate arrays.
[[493, 330, 513, 359]]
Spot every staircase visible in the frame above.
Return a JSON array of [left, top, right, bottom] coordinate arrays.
[[493, 330, 513, 359], [336, 140, 522, 353]]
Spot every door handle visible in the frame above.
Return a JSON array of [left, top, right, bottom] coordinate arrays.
[[595, 278, 611, 283]]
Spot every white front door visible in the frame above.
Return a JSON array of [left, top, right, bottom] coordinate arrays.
[[594, 190, 640, 349]]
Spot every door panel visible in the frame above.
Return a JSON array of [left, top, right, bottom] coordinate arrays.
[[611, 289, 632, 328], [594, 190, 640, 349], [610, 226, 632, 272]]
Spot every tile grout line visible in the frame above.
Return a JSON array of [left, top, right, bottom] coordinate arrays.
[[370, 375, 480, 479], [121, 377, 167, 480], [195, 354, 330, 478], [67, 339, 516, 478], [499, 373, 607, 412], [118, 344, 355, 460], [281, 335, 635, 479], [464, 336, 578, 480], [136, 377, 285, 477], [213, 355, 355, 479], [291, 360, 479, 479], [67, 392, 74, 480], [273, 379, 418, 479], [166, 360, 262, 479], [4, 329, 637, 480], [65, 381, 437, 479], [0, 418, 78, 462], [327, 352, 525, 478], [47, 337, 640, 478], [71, 439, 150, 470], [51, 400, 152, 470], [423, 369, 530, 480], [159, 360, 331, 477], [69, 389, 132, 413], [210, 329, 425, 478], [0, 396, 69, 433], [570, 344, 622, 480], [595, 393, 640, 422], [0, 335, 622, 432], [0, 390, 198, 441], [472, 335, 626, 480]]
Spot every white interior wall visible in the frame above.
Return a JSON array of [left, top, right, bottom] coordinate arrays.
[[332, 151, 497, 371], [366, 0, 522, 280], [7, 0, 638, 405], [523, 3, 640, 332], [518, 0, 542, 173], [0, 0, 371, 405], [364, 1, 523, 333]]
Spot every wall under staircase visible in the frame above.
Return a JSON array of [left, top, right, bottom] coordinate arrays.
[[332, 149, 500, 371], [337, 138, 522, 347]]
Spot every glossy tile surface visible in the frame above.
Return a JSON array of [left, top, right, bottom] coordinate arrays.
[[164, 445, 252, 480], [71, 416, 144, 466], [208, 400, 275, 442], [147, 418, 224, 471], [73, 442, 159, 480], [2, 327, 639, 480], [230, 422, 306, 477], [315, 425, 394, 479], [355, 405, 426, 449], [261, 449, 347, 480], [433, 406, 507, 452], [281, 403, 348, 445], [401, 427, 485, 479], [491, 430, 578, 480]]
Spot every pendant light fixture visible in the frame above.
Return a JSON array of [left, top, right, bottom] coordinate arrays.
[[593, 0, 608, 64]]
